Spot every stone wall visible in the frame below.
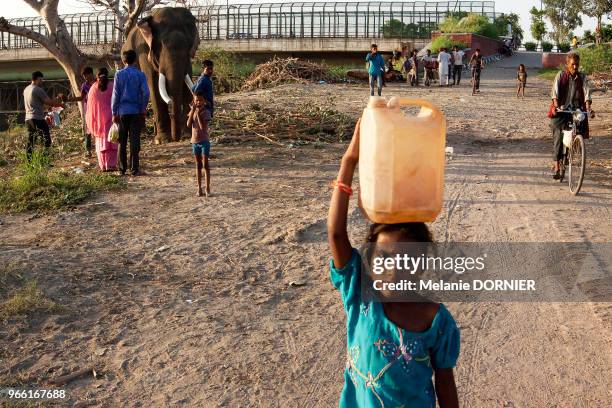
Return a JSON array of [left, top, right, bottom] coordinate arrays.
[[542, 52, 568, 69]]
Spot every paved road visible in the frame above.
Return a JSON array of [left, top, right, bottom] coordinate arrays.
[[493, 51, 543, 69]]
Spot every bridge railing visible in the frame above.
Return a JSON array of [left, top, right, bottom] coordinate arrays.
[[1, 1, 495, 50]]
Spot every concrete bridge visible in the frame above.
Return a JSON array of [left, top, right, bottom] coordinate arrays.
[[0, 1, 496, 78]]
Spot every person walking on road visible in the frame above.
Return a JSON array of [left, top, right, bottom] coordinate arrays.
[[549, 53, 594, 180], [516, 64, 527, 99], [111, 50, 149, 176], [437, 48, 450, 86], [23, 71, 65, 157], [366, 44, 385, 96], [422, 49, 434, 86], [452, 46, 465, 85], [469, 49, 484, 95]]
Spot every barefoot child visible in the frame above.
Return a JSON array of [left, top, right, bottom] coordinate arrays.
[[517, 64, 527, 99], [327, 120, 460, 407], [187, 91, 211, 197]]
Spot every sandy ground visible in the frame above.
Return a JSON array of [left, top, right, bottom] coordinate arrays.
[[1, 55, 611, 407]]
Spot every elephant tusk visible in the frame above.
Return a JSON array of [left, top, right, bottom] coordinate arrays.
[[158, 73, 171, 104], [184, 75, 195, 95]]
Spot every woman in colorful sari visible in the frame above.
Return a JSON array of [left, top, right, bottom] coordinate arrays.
[[86, 68, 118, 171]]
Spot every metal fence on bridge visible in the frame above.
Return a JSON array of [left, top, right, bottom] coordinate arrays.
[[1, 1, 495, 49]]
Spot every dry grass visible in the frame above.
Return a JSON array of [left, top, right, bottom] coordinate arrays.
[[241, 58, 338, 91], [212, 92, 355, 146], [0, 280, 62, 321]]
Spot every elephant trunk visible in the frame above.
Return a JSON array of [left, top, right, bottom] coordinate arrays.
[[159, 68, 187, 142]]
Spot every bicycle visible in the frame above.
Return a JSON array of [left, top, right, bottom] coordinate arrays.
[[556, 108, 591, 195]]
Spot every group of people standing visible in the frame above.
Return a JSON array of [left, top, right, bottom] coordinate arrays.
[[366, 44, 486, 96], [23, 50, 149, 175], [23, 50, 216, 197]]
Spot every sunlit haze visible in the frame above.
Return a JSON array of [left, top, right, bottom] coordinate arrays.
[[2, 0, 608, 42]]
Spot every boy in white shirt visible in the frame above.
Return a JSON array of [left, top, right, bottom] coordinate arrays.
[[437, 48, 450, 86]]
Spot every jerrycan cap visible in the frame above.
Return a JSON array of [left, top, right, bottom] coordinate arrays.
[[367, 96, 387, 108]]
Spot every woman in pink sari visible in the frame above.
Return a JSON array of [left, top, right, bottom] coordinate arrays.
[[86, 68, 118, 171]]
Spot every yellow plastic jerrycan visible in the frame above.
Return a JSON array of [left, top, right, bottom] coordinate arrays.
[[358, 97, 446, 224]]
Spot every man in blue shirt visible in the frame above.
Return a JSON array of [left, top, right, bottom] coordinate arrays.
[[192, 60, 214, 116], [112, 50, 150, 176], [366, 44, 385, 96]]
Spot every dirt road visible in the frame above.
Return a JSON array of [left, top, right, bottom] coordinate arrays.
[[1, 60, 611, 407]]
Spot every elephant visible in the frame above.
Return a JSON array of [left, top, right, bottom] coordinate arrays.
[[122, 7, 200, 143]]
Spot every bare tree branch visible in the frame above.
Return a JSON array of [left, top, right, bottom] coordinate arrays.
[[22, 0, 44, 12], [0, 17, 60, 55], [123, 0, 148, 37]]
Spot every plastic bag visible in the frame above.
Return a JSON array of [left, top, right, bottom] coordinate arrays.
[[108, 123, 120, 143], [563, 130, 573, 148]]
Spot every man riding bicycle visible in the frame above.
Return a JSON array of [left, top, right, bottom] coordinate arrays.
[[549, 53, 594, 180]]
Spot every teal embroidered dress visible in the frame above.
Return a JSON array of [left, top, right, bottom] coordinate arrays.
[[330, 250, 460, 408]]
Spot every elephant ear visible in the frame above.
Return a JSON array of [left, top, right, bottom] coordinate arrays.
[[190, 32, 200, 59], [189, 24, 200, 59], [137, 16, 160, 72]]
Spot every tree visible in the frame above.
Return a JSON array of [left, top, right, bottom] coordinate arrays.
[[582, 0, 612, 31], [0, 1, 167, 111], [494, 13, 524, 43], [439, 13, 499, 39], [543, 0, 583, 46], [529, 6, 547, 47], [381, 20, 422, 38], [382, 19, 407, 38]]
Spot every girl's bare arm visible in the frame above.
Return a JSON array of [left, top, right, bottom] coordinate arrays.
[[327, 119, 360, 269], [186, 105, 196, 127], [434, 368, 459, 408]]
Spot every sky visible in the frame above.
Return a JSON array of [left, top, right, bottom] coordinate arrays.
[[2, 0, 609, 42]]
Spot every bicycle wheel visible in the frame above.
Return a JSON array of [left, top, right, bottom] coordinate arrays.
[[568, 135, 586, 195]]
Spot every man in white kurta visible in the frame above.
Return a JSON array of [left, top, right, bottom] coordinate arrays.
[[437, 48, 450, 86]]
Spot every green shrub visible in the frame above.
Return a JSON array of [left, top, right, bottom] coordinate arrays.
[[558, 43, 571, 53], [537, 68, 559, 80], [575, 44, 612, 75], [439, 13, 499, 39], [0, 149, 124, 213], [430, 36, 467, 54], [195, 46, 256, 93], [524, 42, 537, 51], [542, 41, 553, 52]]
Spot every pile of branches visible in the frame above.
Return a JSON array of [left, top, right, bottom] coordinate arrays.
[[590, 71, 612, 92], [241, 58, 337, 91], [210, 96, 355, 146]]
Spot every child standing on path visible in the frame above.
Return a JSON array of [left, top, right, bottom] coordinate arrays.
[[517, 64, 527, 99], [187, 91, 212, 197], [327, 120, 460, 408], [469, 49, 484, 95]]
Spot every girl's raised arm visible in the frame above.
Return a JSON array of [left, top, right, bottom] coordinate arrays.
[[327, 119, 360, 269]]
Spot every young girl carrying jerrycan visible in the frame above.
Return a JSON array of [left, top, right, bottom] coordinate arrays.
[[327, 119, 460, 408]]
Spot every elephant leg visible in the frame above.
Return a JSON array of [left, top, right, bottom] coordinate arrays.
[[182, 83, 193, 139]]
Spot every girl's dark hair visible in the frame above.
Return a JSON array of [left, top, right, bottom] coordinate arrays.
[[97, 67, 109, 92], [366, 222, 433, 243], [518, 63, 525, 71], [81, 66, 94, 76]]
